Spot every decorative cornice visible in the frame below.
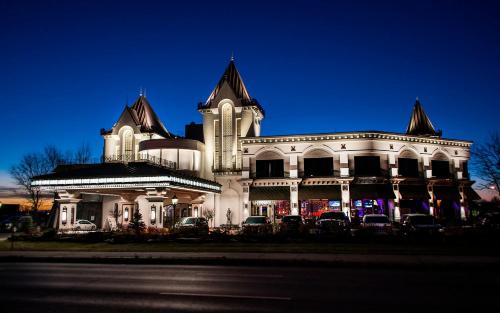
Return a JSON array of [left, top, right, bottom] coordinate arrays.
[[241, 132, 472, 148]]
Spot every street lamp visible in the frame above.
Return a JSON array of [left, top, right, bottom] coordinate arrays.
[[171, 194, 178, 227]]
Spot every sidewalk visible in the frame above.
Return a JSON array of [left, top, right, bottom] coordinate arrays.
[[1, 250, 499, 268]]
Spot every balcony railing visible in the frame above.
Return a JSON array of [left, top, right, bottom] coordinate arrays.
[[104, 154, 177, 170]]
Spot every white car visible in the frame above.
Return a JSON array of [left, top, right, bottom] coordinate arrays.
[[74, 219, 97, 231]]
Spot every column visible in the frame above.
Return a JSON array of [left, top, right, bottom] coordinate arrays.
[[392, 183, 401, 222], [340, 152, 349, 177], [458, 184, 467, 221], [341, 182, 350, 220], [427, 184, 435, 216], [145, 195, 166, 228], [289, 155, 298, 178], [243, 185, 250, 220], [56, 199, 80, 231], [290, 184, 299, 215]]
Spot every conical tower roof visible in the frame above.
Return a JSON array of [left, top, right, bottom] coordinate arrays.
[[130, 95, 171, 138], [406, 98, 440, 136], [205, 60, 251, 104]]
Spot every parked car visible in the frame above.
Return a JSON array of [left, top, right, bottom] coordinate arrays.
[[0, 215, 33, 233], [400, 214, 443, 238], [279, 215, 304, 236], [359, 214, 393, 236], [315, 211, 350, 237], [74, 219, 97, 231], [475, 212, 500, 232], [175, 217, 209, 236], [241, 216, 273, 235]]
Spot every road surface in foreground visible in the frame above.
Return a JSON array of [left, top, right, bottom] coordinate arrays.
[[0, 262, 497, 313]]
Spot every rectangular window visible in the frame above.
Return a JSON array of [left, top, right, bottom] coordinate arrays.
[[398, 158, 419, 177], [431, 160, 450, 178], [256, 159, 284, 178], [304, 157, 334, 177], [354, 156, 381, 176]]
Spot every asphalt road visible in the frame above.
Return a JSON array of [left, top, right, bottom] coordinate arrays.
[[0, 262, 498, 313]]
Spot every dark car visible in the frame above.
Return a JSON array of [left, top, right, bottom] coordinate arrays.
[[400, 214, 443, 238], [359, 214, 393, 236], [175, 217, 209, 236], [279, 215, 304, 236], [475, 212, 500, 232], [315, 211, 350, 237], [0, 215, 33, 233], [241, 216, 273, 235]]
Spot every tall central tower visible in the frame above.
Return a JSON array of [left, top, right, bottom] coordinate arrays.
[[198, 60, 264, 226], [198, 60, 264, 176]]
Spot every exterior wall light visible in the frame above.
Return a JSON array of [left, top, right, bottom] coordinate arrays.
[[61, 207, 67, 225], [151, 204, 156, 224]]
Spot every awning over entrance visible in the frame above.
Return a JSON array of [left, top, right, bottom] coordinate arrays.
[[350, 184, 395, 199], [399, 184, 430, 199], [31, 162, 221, 193], [298, 185, 341, 200], [249, 187, 290, 201], [433, 186, 461, 201]]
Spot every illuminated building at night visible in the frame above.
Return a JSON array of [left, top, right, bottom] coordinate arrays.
[[32, 60, 478, 230]]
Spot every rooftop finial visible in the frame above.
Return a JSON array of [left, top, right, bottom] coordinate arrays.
[[143, 88, 147, 98], [230, 51, 234, 62], [416, 96, 419, 102], [139, 87, 143, 97]]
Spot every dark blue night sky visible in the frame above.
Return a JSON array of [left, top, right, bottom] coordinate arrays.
[[0, 0, 499, 178]]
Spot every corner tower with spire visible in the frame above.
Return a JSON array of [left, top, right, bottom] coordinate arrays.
[[406, 98, 441, 137], [101, 94, 172, 162], [199, 59, 264, 174]]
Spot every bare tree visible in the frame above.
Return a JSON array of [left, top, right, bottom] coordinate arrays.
[[44, 145, 66, 169], [74, 143, 92, 164], [9, 153, 50, 213], [471, 132, 500, 195]]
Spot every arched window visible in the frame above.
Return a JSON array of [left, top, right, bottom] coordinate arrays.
[[122, 129, 133, 161], [221, 103, 233, 169]]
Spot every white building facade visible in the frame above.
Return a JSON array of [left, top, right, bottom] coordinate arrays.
[[32, 60, 477, 230]]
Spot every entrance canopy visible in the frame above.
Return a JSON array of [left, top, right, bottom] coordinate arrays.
[[399, 184, 430, 199], [350, 184, 395, 199], [298, 185, 341, 200], [32, 162, 221, 193], [249, 187, 290, 201]]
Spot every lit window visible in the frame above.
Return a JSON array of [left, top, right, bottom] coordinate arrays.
[[123, 129, 133, 160], [221, 103, 233, 169], [61, 207, 67, 225]]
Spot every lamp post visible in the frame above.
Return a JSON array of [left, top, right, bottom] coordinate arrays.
[[171, 194, 178, 228]]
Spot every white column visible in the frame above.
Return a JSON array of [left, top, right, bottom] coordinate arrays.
[[459, 185, 467, 221], [427, 184, 435, 216], [340, 152, 349, 177], [341, 183, 350, 219], [243, 186, 250, 219], [392, 184, 401, 222], [289, 155, 298, 178], [290, 184, 299, 215]]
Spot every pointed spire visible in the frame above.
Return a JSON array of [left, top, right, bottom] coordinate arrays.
[[205, 59, 251, 104], [406, 98, 440, 137], [130, 95, 171, 138], [230, 51, 235, 62]]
